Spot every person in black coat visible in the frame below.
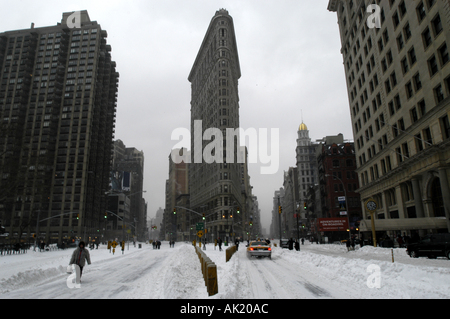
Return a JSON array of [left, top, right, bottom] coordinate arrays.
[[288, 238, 294, 250], [294, 240, 300, 251]]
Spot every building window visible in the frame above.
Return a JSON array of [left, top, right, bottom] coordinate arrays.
[[439, 43, 449, 66], [416, 2, 426, 23], [423, 127, 433, 147], [408, 46, 417, 65], [434, 84, 444, 103], [332, 159, 340, 167], [422, 27, 432, 48], [428, 55, 439, 76], [440, 115, 450, 140], [432, 14, 443, 36]]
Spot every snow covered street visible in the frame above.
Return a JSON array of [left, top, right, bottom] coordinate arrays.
[[1, 241, 450, 299]]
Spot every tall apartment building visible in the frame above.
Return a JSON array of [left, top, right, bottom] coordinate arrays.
[[188, 9, 244, 241], [0, 11, 119, 243], [164, 148, 189, 241], [282, 167, 300, 239], [270, 187, 285, 239], [110, 139, 146, 241], [328, 0, 450, 239]]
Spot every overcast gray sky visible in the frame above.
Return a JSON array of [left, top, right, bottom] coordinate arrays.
[[1, 0, 354, 233]]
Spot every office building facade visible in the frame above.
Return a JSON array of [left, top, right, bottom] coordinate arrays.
[[328, 0, 450, 238]]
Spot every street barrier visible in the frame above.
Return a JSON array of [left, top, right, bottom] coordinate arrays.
[[225, 245, 237, 263], [194, 246, 218, 296]]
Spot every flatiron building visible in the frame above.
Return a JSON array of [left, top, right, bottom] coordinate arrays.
[[188, 9, 244, 240]]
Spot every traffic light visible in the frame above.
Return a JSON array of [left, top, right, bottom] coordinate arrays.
[[278, 206, 282, 214], [237, 207, 240, 214], [173, 208, 176, 215], [303, 202, 307, 210], [230, 213, 233, 218], [104, 212, 107, 219], [76, 214, 79, 220], [202, 213, 205, 220]]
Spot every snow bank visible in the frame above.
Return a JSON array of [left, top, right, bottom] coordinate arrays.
[[159, 245, 207, 299], [277, 244, 450, 299], [0, 265, 66, 294]]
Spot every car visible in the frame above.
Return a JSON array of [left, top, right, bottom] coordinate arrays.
[[279, 239, 289, 249], [406, 233, 450, 259], [247, 241, 272, 259]]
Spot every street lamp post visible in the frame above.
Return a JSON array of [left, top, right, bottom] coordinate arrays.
[[325, 174, 351, 242]]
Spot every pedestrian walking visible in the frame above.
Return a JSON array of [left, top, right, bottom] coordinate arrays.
[[288, 238, 294, 250], [301, 238, 305, 245], [294, 240, 300, 251], [218, 238, 222, 251], [397, 235, 404, 248], [69, 241, 91, 282], [234, 238, 239, 251]]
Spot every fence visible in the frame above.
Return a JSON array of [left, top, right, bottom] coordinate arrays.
[[0, 243, 29, 255], [194, 246, 218, 296]]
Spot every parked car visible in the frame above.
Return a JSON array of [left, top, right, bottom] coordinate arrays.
[[279, 239, 289, 249], [406, 233, 450, 259]]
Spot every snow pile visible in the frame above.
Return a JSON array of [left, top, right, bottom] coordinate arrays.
[[277, 245, 450, 299], [159, 245, 207, 299], [0, 265, 66, 294]]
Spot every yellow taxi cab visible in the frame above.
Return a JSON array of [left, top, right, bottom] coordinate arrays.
[[246, 240, 272, 259]]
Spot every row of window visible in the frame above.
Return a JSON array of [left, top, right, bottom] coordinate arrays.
[[360, 114, 450, 188]]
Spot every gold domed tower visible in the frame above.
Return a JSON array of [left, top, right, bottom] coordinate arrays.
[[296, 119, 319, 204], [299, 122, 308, 131]]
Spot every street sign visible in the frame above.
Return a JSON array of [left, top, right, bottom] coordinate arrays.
[[196, 223, 204, 231], [197, 230, 204, 238], [111, 240, 118, 255]]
